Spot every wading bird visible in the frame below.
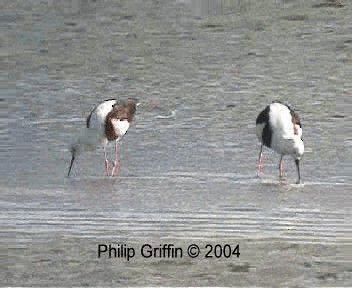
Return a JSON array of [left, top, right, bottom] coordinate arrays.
[[67, 98, 139, 177], [256, 101, 304, 183]]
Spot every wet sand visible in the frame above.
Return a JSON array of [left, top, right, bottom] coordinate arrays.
[[4, 236, 351, 286]]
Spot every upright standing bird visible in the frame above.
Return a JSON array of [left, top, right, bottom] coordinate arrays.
[[256, 101, 304, 183], [67, 98, 139, 177]]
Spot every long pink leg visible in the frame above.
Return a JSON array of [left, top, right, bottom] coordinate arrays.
[[257, 145, 263, 176], [111, 141, 120, 177], [279, 155, 283, 177], [104, 147, 109, 176]]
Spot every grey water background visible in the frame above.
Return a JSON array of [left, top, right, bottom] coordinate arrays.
[[1, 0, 351, 286]]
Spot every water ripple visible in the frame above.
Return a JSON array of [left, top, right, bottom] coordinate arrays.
[[2, 207, 350, 243]]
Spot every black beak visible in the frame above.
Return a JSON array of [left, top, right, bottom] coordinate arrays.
[[295, 159, 301, 184], [67, 150, 75, 177]]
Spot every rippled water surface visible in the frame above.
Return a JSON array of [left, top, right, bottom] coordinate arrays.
[[1, 0, 351, 286]]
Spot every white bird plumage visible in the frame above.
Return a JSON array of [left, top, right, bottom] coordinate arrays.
[[267, 102, 304, 157]]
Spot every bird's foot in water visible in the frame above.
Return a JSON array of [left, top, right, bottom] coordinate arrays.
[[257, 153, 264, 177], [257, 163, 263, 177], [105, 159, 110, 176], [111, 161, 119, 177]]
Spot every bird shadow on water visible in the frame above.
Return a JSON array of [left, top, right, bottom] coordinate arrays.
[[256, 174, 349, 191], [66, 175, 118, 193], [258, 175, 305, 189]]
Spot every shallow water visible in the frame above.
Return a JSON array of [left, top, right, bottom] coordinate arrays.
[[1, 0, 351, 286]]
